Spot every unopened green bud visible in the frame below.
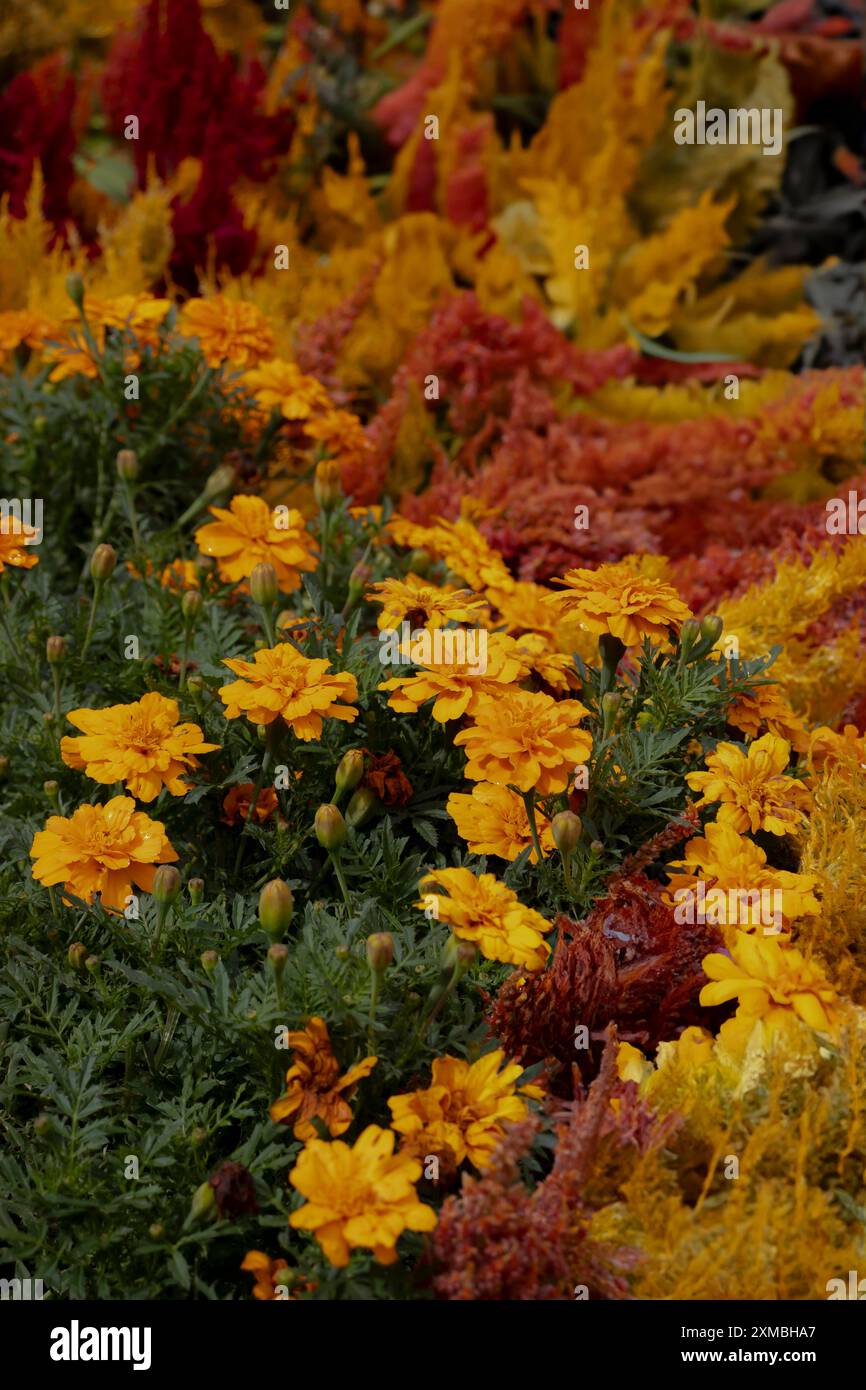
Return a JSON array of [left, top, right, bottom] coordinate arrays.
[[153, 864, 181, 906], [366, 932, 393, 972], [347, 561, 371, 603], [250, 561, 278, 608], [408, 549, 431, 577], [202, 466, 235, 504], [190, 1127, 208, 1147], [334, 944, 350, 960], [148, 1222, 166, 1241], [315, 803, 347, 851], [46, 634, 67, 664], [116, 448, 139, 482], [258, 879, 294, 939], [68, 941, 88, 971], [34, 1112, 53, 1137], [90, 543, 117, 583], [66, 273, 85, 309], [334, 749, 365, 800], [699, 613, 724, 647], [600, 690, 621, 738], [590, 839, 604, 856], [313, 458, 342, 512], [188, 877, 204, 906], [200, 950, 219, 975], [345, 786, 379, 829], [85, 954, 100, 974], [189, 1180, 216, 1223], [181, 589, 203, 622], [679, 618, 700, 657], [551, 809, 582, 858], [186, 674, 205, 696], [43, 779, 60, 804]]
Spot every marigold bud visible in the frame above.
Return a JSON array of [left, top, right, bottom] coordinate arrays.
[[334, 944, 350, 960], [200, 949, 219, 975], [315, 803, 346, 851], [202, 465, 235, 503], [699, 613, 724, 648], [190, 1126, 208, 1147], [188, 877, 204, 906], [347, 561, 371, 602], [148, 1222, 166, 1241], [85, 954, 100, 974], [258, 878, 294, 939], [408, 549, 431, 577], [250, 561, 278, 608], [65, 272, 85, 309], [153, 864, 181, 906], [189, 1180, 217, 1223], [600, 690, 621, 737], [313, 457, 342, 511], [90, 543, 117, 583], [335, 748, 365, 799], [46, 634, 66, 665], [678, 617, 700, 656], [34, 1113, 53, 1137], [182, 589, 203, 622], [366, 932, 393, 972], [345, 786, 379, 829], [116, 448, 139, 481], [551, 809, 582, 857], [43, 780, 60, 804], [0, 755, 8, 781], [186, 674, 205, 696], [68, 941, 88, 971]]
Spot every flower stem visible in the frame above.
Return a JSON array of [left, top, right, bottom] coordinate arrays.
[[80, 581, 104, 659], [330, 850, 351, 910], [51, 665, 63, 729], [258, 605, 276, 648], [521, 790, 544, 863], [368, 969, 380, 1051]]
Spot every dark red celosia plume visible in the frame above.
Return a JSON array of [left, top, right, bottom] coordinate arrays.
[[0, 56, 78, 226]]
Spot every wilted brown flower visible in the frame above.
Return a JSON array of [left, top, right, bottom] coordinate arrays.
[[361, 748, 413, 807], [208, 1161, 259, 1219]]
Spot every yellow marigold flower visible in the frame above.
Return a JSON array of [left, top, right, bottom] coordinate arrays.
[[547, 560, 692, 646], [60, 692, 218, 802], [240, 358, 332, 420], [0, 308, 53, 356], [808, 724, 866, 776], [0, 515, 40, 573], [288, 1125, 436, 1267], [454, 688, 592, 795], [82, 294, 171, 343], [195, 494, 317, 590], [487, 578, 583, 652], [219, 643, 358, 737], [388, 1050, 542, 1170], [177, 295, 274, 369], [418, 867, 551, 970], [700, 931, 841, 1054], [446, 782, 555, 863], [386, 512, 511, 592], [665, 820, 820, 933], [379, 631, 526, 723], [30, 795, 178, 913], [616, 1041, 655, 1087], [366, 573, 487, 632], [727, 683, 809, 752], [510, 631, 579, 693], [270, 1016, 377, 1140], [685, 733, 810, 836], [304, 408, 372, 470]]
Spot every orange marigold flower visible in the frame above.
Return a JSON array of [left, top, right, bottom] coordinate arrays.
[[0, 308, 54, 356], [270, 1016, 377, 1140], [195, 494, 317, 591], [0, 515, 40, 573], [289, 1125, 436, 1267], [177, 295, 275, 369], [727, 683, 809, 752], [685, 733, 810, 836], [30, 795, 178, 912], [240, 1251, 291, 1301], [446, 782, 555, 863], [60, 692, 219, 802], [366, 573, 487, 632], [379, 631, 526, 723], [808, 723, 866, 776], [240, 358, 332, 420], [388, 1050, 543, 1171], [361, 748, 413, 807], [418, 867, 551, 971], [454, 688, 592, 796], [221, 783, 281, 826], [219, 643, 358, 737], [548, 561, 692, 646]]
